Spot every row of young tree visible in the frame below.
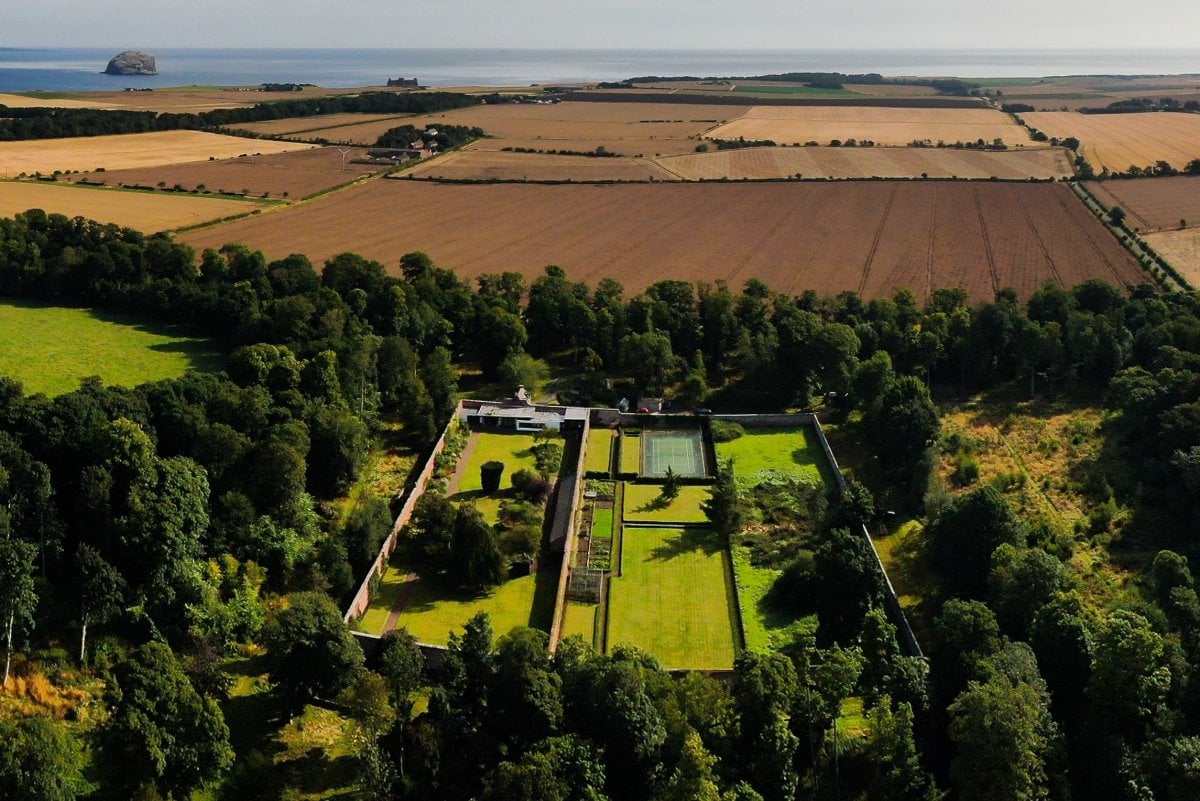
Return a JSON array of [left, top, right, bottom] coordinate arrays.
[[3, 206, 1200, 797]]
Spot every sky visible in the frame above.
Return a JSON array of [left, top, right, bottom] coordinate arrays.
[[7, 1, 1200, 50]]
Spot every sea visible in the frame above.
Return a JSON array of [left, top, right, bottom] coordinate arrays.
[[1, 47, 1199, 93]]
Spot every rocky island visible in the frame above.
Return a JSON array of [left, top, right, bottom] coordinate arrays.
[[103, 50, 157, 76]]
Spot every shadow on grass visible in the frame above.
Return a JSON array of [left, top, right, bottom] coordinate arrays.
[[530, 557, 561, 631], [277, 750, 360, 796], [646, 527, 724, 561]]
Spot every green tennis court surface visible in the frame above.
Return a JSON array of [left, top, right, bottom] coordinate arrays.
[[642, 429, 707, 478]]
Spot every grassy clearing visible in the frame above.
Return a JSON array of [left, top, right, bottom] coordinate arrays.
[[732, 545, 816, 653], [585, 427, 616, 474], [608, 526, 738, 670], [218, 653, 360, 800], [592, 504, 616, 539], [715, 426, 835, 487], [0, 299, 223, 396], [623, 483, 711, 524], [354, 563, 410, 635], [870, 520, 939, 644], [619, 430, 641, 475]]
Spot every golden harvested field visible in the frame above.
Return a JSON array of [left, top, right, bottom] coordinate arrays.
[[1022, 111, 1200, 173], [14, 87, 359, 113], [0, 92, 119, 109], [1084, 177, 1200, 231], [406, 150, 676, 181], [655, 145, 1073, 180], [705, 106, 1030, 146], [0, 131, 314, 175], [0, 181, 259, 231], [1144, 229, 1200, 287], [234, 113, 410, 137], [182, 181, 1140, 301], [73, 146, 381, 199]]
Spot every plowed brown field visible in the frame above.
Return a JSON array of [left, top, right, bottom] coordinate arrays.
[[1085, 177, 1200, 232], [273, 101, 739, 154], [406, 150, 676, 181], [655, 146, 1073, 180], [180, 181, 1141, 301], [73, 147, 382, 199], [705, 106, 1029, 147], [1022, 112, 1200, 173]]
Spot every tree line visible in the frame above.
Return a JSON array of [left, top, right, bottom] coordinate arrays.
[[0, 91, 481, 142]]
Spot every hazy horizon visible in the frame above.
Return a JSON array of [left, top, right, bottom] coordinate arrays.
[[7, 1, 1200, 51]]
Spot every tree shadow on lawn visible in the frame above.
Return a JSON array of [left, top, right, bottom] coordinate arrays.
[[646, 527, 724, 561]]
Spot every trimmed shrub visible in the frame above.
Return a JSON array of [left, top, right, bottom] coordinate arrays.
[[481, 460, 505, 494]]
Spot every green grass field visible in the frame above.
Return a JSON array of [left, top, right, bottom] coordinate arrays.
[[369, 564, 557, 645], [0, 299, 223, 396], [562, 600, 598, 645], [715, 427, 835, 488], [623, 483, 711, 523], [607, 527, 739, 670], [619, 431, 641, 475], [732, 545, 817, 652], [585, 427, 616, 474], [591, 504, 615, 539]]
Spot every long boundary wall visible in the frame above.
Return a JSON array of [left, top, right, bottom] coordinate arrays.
[[713, 412, 924, 658], [548, 416, 591, 650], [343, 401, 464, 624]]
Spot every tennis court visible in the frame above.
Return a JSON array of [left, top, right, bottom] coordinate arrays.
[[642, 429, 707, 478]]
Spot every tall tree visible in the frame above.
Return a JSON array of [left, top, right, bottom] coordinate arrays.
[[0, 534, 37, 684], [703, 459, 743, 543], [451, 504, 505, 589], [75, 543, 125, 664]]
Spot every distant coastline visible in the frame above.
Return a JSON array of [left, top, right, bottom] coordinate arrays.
[[1, 47, 1199, 93]]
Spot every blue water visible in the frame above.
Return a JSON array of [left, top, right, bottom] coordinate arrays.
[[1, 47, 1198, 93]]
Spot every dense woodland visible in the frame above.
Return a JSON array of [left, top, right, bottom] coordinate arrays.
[[2, 209, 1200, 798]]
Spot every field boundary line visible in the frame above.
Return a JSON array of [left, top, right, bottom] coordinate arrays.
[[924, 183, 938, 303], [857, 183, 899, 295], [972, 185, 1002, 295], [1014, 188, 1066, 288]]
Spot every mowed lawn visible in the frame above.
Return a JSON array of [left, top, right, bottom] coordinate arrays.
[[608, 527, 739, 670], [585, 427, 616, 474], [619, 431, 641, 475], [450, 431, 546, 523], [715, 427, 836, 487], [364, 561, 558, 645], [623, 483, 711, 523], [0, 299, 223, 396]]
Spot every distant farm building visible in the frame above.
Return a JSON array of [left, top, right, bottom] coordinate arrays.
[[387, 77, 421, 88]]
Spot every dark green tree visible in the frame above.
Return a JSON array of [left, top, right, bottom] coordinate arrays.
[[262, 591, 365, 711], [451, 504, 506, 589], [703, 459, 743, 542], [813, 528, 885, 644], [927, 486, 1023, 598], [948, 676, 1054, 801], [100, 642, 233, 798]]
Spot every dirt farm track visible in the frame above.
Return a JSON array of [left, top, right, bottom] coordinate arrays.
[[180, 180, 1143, 301]]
